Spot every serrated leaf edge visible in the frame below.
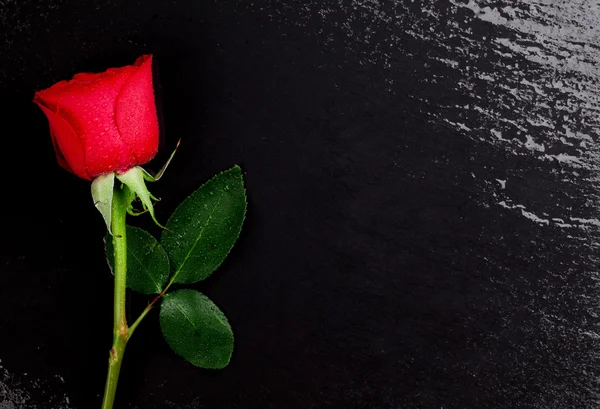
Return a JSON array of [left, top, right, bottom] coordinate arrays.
[[161, 165, 247, 284], [161, 290, 234, 369]]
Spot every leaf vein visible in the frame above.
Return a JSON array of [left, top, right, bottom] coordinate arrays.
[[130, 248, 161, 292], [172, 191, 225, 281], [170, 298, 200, 332]]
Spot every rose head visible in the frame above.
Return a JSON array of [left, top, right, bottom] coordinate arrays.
[[34, 55, 159, 180]]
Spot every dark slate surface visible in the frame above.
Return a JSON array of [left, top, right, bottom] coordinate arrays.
[[1, 1, 599, 408]]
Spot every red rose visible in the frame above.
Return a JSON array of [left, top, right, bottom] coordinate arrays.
[[34, 55, 159, 181]]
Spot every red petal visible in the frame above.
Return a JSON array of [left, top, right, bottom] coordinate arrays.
[[49, 127, 73, 173], [72, 66, 130, 82], [115, 55, 159, 165], [47, 68, 137, 178], [35, 103, 89, 180], [34, 82, 69, 109], [72, 72, 107, 81], [134, 54, 152, 67]]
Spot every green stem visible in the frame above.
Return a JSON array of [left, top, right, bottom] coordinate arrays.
[[128, 266, 180, 339], [101, 188, 129, 409], [128, 267, 179, 339], [128, 290, 164, 340]]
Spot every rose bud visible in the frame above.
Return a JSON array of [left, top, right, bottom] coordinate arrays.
[[34, 55, 159, 181]]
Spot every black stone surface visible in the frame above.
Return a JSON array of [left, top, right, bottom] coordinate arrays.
[[1, 1, 599, 408]]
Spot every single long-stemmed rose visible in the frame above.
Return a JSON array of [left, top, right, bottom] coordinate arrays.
[[35, 55, 246, 409]]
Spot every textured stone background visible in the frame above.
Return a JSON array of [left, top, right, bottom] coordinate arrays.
[[1, 0, 599, 408]]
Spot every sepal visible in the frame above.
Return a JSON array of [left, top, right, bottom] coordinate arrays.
[[141, 139, 181, 182], [91, 172, 116, 232], [116, 167, 165, 228]]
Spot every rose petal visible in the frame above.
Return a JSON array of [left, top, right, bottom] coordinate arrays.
[[46, 68, 138, 177], [72, 65, 131, 83], [133, 54, 152, 67], [72, 72, 106, 81], [34, 82, 70, 109], [49, 127, 73, 173], [35, 103, 89, 179], [115, 55, 159, 165]]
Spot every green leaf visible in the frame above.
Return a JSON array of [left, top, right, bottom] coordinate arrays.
[[160, 289, 234, 369], [106, 226, 170, 294], [161, 165, 246, 284]]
